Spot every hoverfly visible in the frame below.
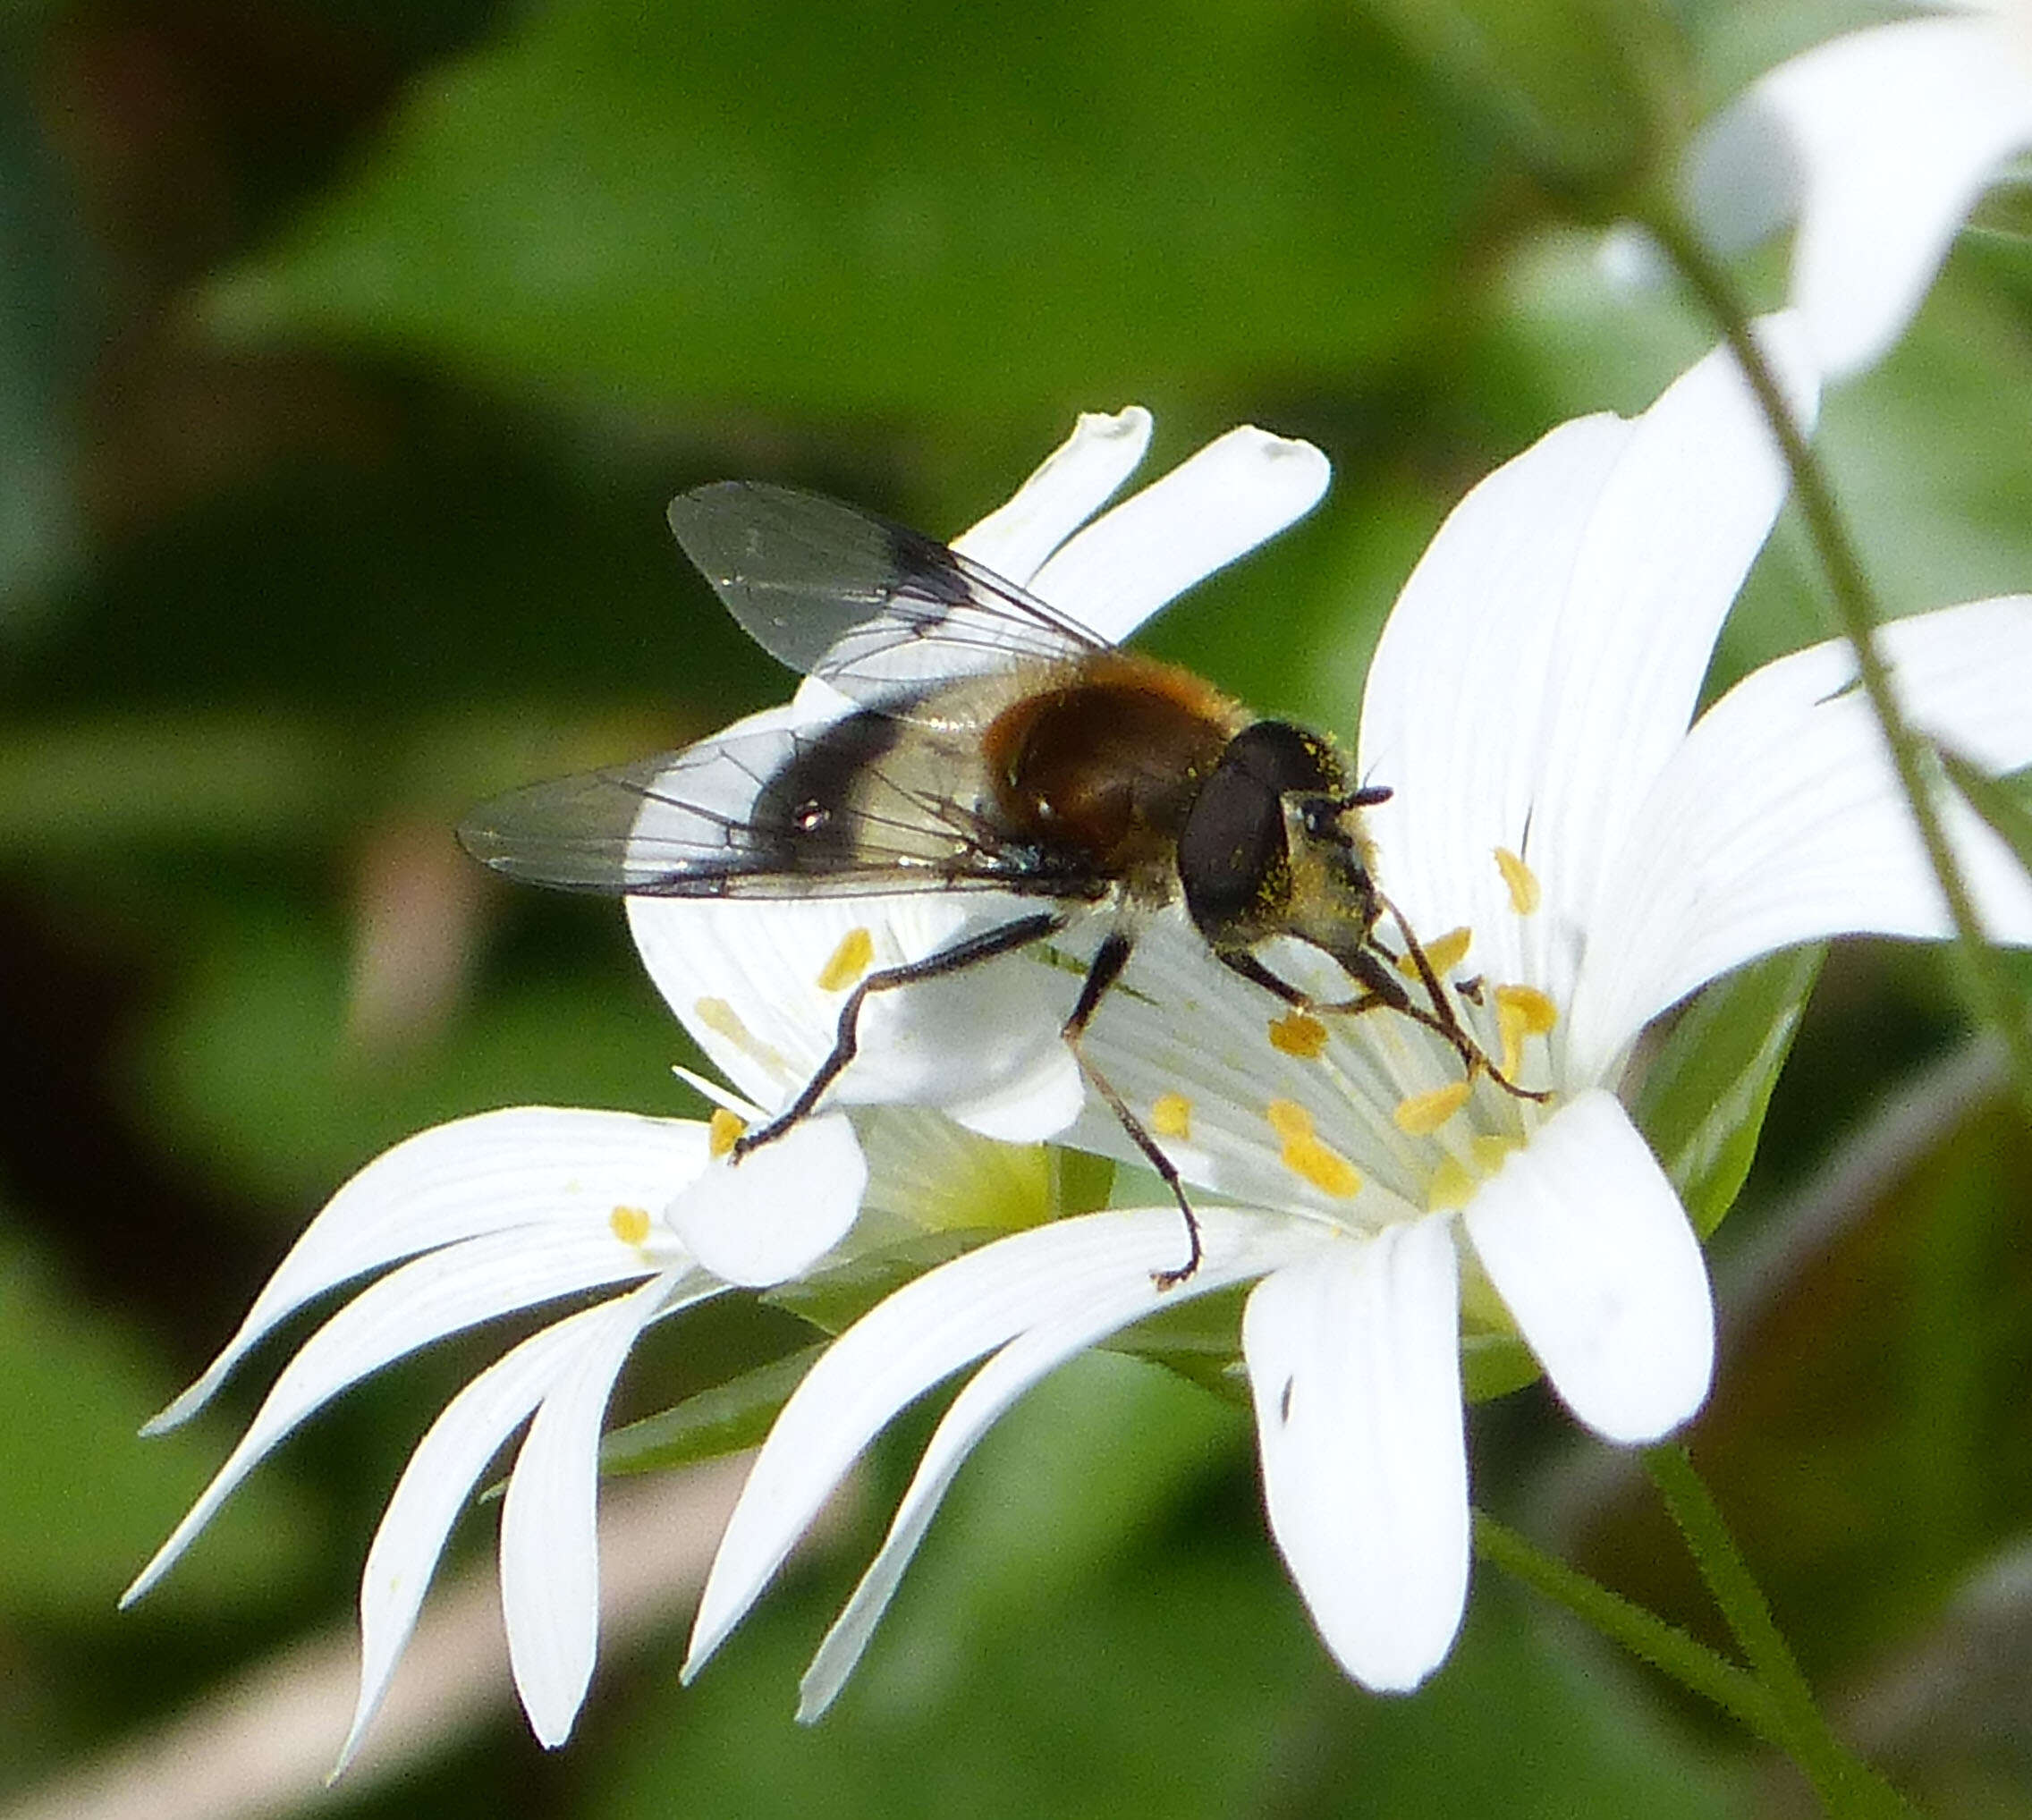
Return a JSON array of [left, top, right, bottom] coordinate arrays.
[[461, 482, 1535, 1285]]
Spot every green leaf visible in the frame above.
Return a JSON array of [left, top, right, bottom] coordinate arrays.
[[1632, 944, 1823, 1239], [200, 0, 1486, 417], [601, 1343, 827, 1477]]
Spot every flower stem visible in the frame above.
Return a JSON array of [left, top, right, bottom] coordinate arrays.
[[1642, 1446, 1917, 1818], [1643, 206, 2032, 1123], [1470, 1511, 1785, 1746]]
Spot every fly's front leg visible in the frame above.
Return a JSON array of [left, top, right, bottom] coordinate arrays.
[[1061, 928, 1202, 1291], [731, 910, 1066, 1159]]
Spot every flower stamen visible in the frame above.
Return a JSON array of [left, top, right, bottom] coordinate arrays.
[[707, 1107, 747, 1158], [1151, 1092, 1193, 1139], [608, 1205, 651, 1246], [1398, 925, 1473, 978], [1393, 1080, 1472, 1135], [1494, 848, 1541, 916], [1494, 983, 1558, 1080], [1265, 1100, 1362, 1199], [816, 927, 875, 993], [1267, 1010, 1330, 1059]]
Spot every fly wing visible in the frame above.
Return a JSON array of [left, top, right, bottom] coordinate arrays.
[[667, 481, 1107, 709], [459, 708, 1100, 901]]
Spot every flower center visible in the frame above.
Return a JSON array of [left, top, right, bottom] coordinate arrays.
[[1221, 845, 1564, 1223]]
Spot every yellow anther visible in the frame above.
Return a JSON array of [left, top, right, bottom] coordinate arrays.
[[816, 926, 875, 993], [1471, 1133, 1519, 1174], [1266, 1099, 1312, 1142], [692, 998, 748, 1043], [707, 1106, 747, 1158], [1265, 1099, 1361, 1199], [1151, 1092, 1193, 1139], [1494, 983, 1558, 1035], [609, 1205, 651, 1246], [1267, 1011, 1329, 1060], [1494, 981, 1559, 1079], [1394, 1080, 1472, 1135], [1494, 847, 1541, 916], [1426, 1155, 1477, 1213], [1423, 927, 1475, 978]]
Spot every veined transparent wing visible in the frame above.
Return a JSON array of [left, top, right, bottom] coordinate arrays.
[[666, 482, 1107, 708], [458, 707, 1106, 901]]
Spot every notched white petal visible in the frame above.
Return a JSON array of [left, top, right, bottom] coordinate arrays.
[[339, 1313, 595, 1774], [684, 1206, 1315, 1685], [1464, 1091, 1713, 1444], [1242, 1223, 1469, 1694], [1028, 427, 1330, 645], [502, 1276, 673, 1748], [665, 1113, 867, 1287], [143, 1108, 707, 1435], [952, 406, 1153, 585]]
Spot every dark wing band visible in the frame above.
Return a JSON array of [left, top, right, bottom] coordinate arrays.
[[458, 707, 1107, 902]]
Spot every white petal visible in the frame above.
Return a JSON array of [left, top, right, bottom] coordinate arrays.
[[950, 407, 1153, 584], [123, 1228, 666, 1606], [945, 1044, 1086, 1143], [502, 1274, 676, 1747], [1359, 323, 1817, 1001], [683, 1205, 1318, 1681], [665, 1113, 868, 1287], [1571, 597, 2032, 1076], [337, 1302, 638, 1772], [144, 1109, 708, 1433], [1026, 427, 1331, 644], [628, 887, 1083, 1122], [797, 1228, 1283, 1719], [1463, 1091, 1713, 1444], [1740, 16, 2032, 377], [1241, 1222, 1468, 1693]]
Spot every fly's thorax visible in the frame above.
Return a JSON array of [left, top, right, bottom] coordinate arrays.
[[1176, 720, 1380, 950], [980, 653, 1244, 878]]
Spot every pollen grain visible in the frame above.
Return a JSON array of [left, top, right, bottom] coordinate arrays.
[[817, 927, 876, 993], [1494, 848, 1542, 916], [1151, 1092, 1193, 1139], [707, 1107, 748, 1158]]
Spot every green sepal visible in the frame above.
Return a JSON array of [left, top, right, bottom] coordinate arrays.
[[599, 1344, 828, 1478], [1631, 944, 1824, 1239]]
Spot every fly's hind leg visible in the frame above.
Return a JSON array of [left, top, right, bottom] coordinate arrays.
[[730, 910, 1066, 1160], [1061, 928, 1202, 1291]]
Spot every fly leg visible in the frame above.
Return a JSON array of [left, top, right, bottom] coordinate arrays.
[[1062, 928, 1202, 1291], [731, 910, 1066, 1159], [1378, 896, 1548, 1104]]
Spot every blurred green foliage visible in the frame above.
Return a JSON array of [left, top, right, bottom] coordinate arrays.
[[3, 0, 2032, 1816]]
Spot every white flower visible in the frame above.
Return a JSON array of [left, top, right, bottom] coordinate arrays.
[[124, 412, 1329, 1764], [675, 323, 2032, 1715], [1685, 1, 2032, 377], [122, 1100, 864, 1762]]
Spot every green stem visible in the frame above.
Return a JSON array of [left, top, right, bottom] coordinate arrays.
[[1470, 1511, 1785, 1746], [1642, 1447, 1917, 1818], [1643, 207, 2032, 1122]]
